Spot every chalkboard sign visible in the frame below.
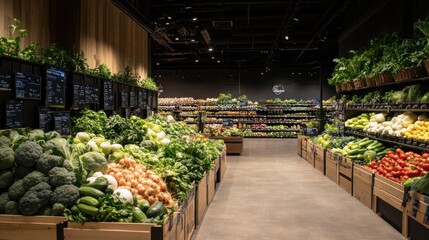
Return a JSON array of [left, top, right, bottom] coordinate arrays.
[[222, 119, 233, 128], [121, 91, 129, 108], [15, 72, 41, 100], [5, 100, 23, 129], [38, 107, 52, 132], [46, 66, 66, 108], [238, 100, 248, 106], [103, 79, 114, 110], [72, 84, 85, 109], [85, 85, 99, 104], [0, 74, 12, 91], [304, 128, 318, 136], [138, 89, 147, 108], [129, 91, 137, 108], [53, 112, 71, 136]]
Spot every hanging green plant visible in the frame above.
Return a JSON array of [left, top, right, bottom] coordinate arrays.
[[0, 19, 28, 57], [141, 77, 158, 91]]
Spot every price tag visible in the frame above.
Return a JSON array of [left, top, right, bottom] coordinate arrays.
[[5, 100, 23, 128], [46, 66, 66, 108]]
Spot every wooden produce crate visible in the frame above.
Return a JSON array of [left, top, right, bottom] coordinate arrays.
[[404, 192, 429, 239], [338, 157, 353, 194], [325, 150, 339, 183], [372, 174, 406, 236], [219, 147, 227, 182], [207, 167, 216, 205], [184, 187, 196, 240], [0, 215, 67, 240], [210, 136, 243, 155], [64, 213, 177, 240], [306, 141, 315, 166], [175, 212, 185, 240], [353, 165, 374, 209], [301, 138, 308, 160], [196, 173, 208, 225], [297, 135, 309, 157], [314, 144, 325, 175]]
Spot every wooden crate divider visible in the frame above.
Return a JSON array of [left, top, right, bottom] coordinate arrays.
[[325, 149, 339, 184], [314, 144, 325, 175], [207, 167, 216, 205], [301, 138, 308, 160], [184, 186, 196, 240], [353, 164, 374, 209], [196, 173, 208, 226], [297, 135, 309, 157], [306, 141, 315, 166], [210, 136, 243, 155], [219, 147, 227, 182], [338, 157, 353, 195], [175, 212, 185, 240], [0, 215, 67, 240], [404, 191, 429, 229]]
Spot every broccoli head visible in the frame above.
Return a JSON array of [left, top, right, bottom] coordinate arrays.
[[36, 153, 64, 175], [0, 136, 11, 147], [29, 182, 52, 206], [50, 184, 79, 207], [4, 200, 19, 214], [37, 205, 52, 216], [48, 167, 76, 188], [15, 141, 43, 168], [14, 165, 33, 179], [52, 203, 65, 216], [23, 171, 48, 189], [80, 151, 108, 174], [8, 179, 28, 201], [0, 170, 13, 189], [0, 146, 15, 170], [62, 159, 73, 172], [19, 191, 42, 215], [0, 192, 10, 213]]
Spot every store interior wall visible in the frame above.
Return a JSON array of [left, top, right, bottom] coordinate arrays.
[[0, 0, 149, 78], [156, 67, 336, 101]]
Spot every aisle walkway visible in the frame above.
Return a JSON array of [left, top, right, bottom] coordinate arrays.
[[193, 139, 405, 240]]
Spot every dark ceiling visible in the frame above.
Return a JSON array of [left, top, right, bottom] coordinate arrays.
[[116, 0, 376, 69]]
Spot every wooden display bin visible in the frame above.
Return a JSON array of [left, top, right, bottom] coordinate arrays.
[[306, 141, 315, 166], [219, 147, 227, 182], [184, 187, 196, 240], [325, 150, 339, 183], [210, 136, 243, 155], [176, 212, 185, 240], [0, 215, 67, 240], [353, 165, 374, 209], [196, 173, 208, 225], [207, 167, 216, 205], [404, 192, 429, 239], [301, 138, 308, 160], [314, 144, 325, 175], [339, 157, 353, 194], [297, 135, 309, 157], [372, 174, 407, 236], [64, 213, 177, 240]]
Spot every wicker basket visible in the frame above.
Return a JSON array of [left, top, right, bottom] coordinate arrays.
[[378, 72, 393, 85], [365, 77, 376, 87], [394, 67, 426, 82], [335, 84, 342, 92], [346, 82, 354, 91], [353, 79, 366, 89], [341, 83, 347, 91]]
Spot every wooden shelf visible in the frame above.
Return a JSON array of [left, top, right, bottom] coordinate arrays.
[[338, 76, 429, 94]]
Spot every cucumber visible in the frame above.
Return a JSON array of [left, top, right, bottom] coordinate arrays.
[[133, 207, 148, 222], [78, 196, 100, 207], [358, 139, 374, 148], [374, 146, 386, 153], [79, 186, 105, 198], [348, 149, 366, 156], [350, 154, 364, 160], [367, 142, 382, 150], [146, 201, 167, 218], [138, 199, 150, 213], [77, 203, 99, 216], [83, 176, 109, 192]]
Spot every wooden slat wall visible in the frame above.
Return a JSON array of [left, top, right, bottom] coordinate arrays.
[[0, 0, 51, 48], [79, 0, 149, 78]]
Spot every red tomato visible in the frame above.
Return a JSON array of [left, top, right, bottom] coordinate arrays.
[[408, 169, 421, 178], [385, 166, 394, 172], [396, 148, 404, 155], [422, 153, 429, 159], [391, 171, 402, 178], [393, 165, 403, 171]]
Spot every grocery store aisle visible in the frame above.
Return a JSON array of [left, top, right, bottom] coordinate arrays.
[[193, 139, 405, 240]]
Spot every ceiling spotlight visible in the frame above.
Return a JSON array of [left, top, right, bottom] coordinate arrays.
[[166, 22, 170, 26], [167, 16, 172, 20], [285, 35, 289, 40], [261, 72, 264, 75], [293, 17, 299, 22], [185, 6, 192, 10], [195, 59, 199, 63], [156, 62, 160, 66], [175, 37, 179, 41], [191, 39, 195, 42], [208, 48, 213, 52], [217, 60, 221, 63], [192, 17, 198, 21], [292, 72, 295, 75], [211, 56, 215, 59]]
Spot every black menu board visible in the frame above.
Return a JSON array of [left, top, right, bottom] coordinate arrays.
[[103, 79, 114, 110], [46, 66, 66, 108], [138, 89, 147, 108], [5, 100, 23, 129], [53, 112, 71, 136], [15, 72, 41, 100], [72, 84, 85, 109], [0, 74, 12, 91], [129, 91, 137, 108], [85, 85, 99, 104], [121, 91, 129, 108], [38, 107, 52, 132]]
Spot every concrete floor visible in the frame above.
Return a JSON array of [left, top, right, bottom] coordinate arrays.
[[193, 138, 406, 240]]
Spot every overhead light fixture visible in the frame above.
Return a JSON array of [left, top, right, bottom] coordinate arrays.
[[217, 60, 221, 63], [211, 56, 215, 59], [192, 17, 198, 21], [166, 22, 170, 25], [195, 59, 199, 63], [261, 72, 264, 75], [156, 62, 160, 66], [208, 48, 213, 52], [191, 39, 195, 42], [167, 16, 172, 20], [293, 17, 299, 22], [285, 35, 289, 40], [175, 37, 179, 41]]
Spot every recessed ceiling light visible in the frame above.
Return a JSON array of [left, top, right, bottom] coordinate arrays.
[[191, 39, 195, 42], [175, 37, 179, 41], [208, 48, 213, 52], [185, 6, 192, 10], [292, 72, 295, 75], [293, 17, 299, 22], [261, 72, 264, 75], [166, 22, 170, 25], [217, 60, 221, 63], [211, 56, 215, 59], [195, 59, 199, 62], [192, 17, 198, 21], [167, 16, 172, 20], [285, 35, 289, 40], [156, 62, 160, 66]]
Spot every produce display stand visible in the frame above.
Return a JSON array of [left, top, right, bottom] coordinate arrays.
[[372, 174, 407, 236], [196, 173, 208, 225], [0, 215, 67, 240], [209, 136, 243, 155], [306, 141, 315, 166], [325, 150, 339, 183], [338, 157, 353, 195], [314, 144, 325, 175], [176, 211, 185, 240], [352, 165, 374, 209], [404, 192, 429, 239], [207, 167, 216, 205], [301, 138, 308, 161], [297, 135, 309, 157], [219, 147, 227, 182], [184, 187, 196, 240]]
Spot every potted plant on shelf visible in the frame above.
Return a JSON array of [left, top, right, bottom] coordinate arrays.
[[414, 17, 429, 75]]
